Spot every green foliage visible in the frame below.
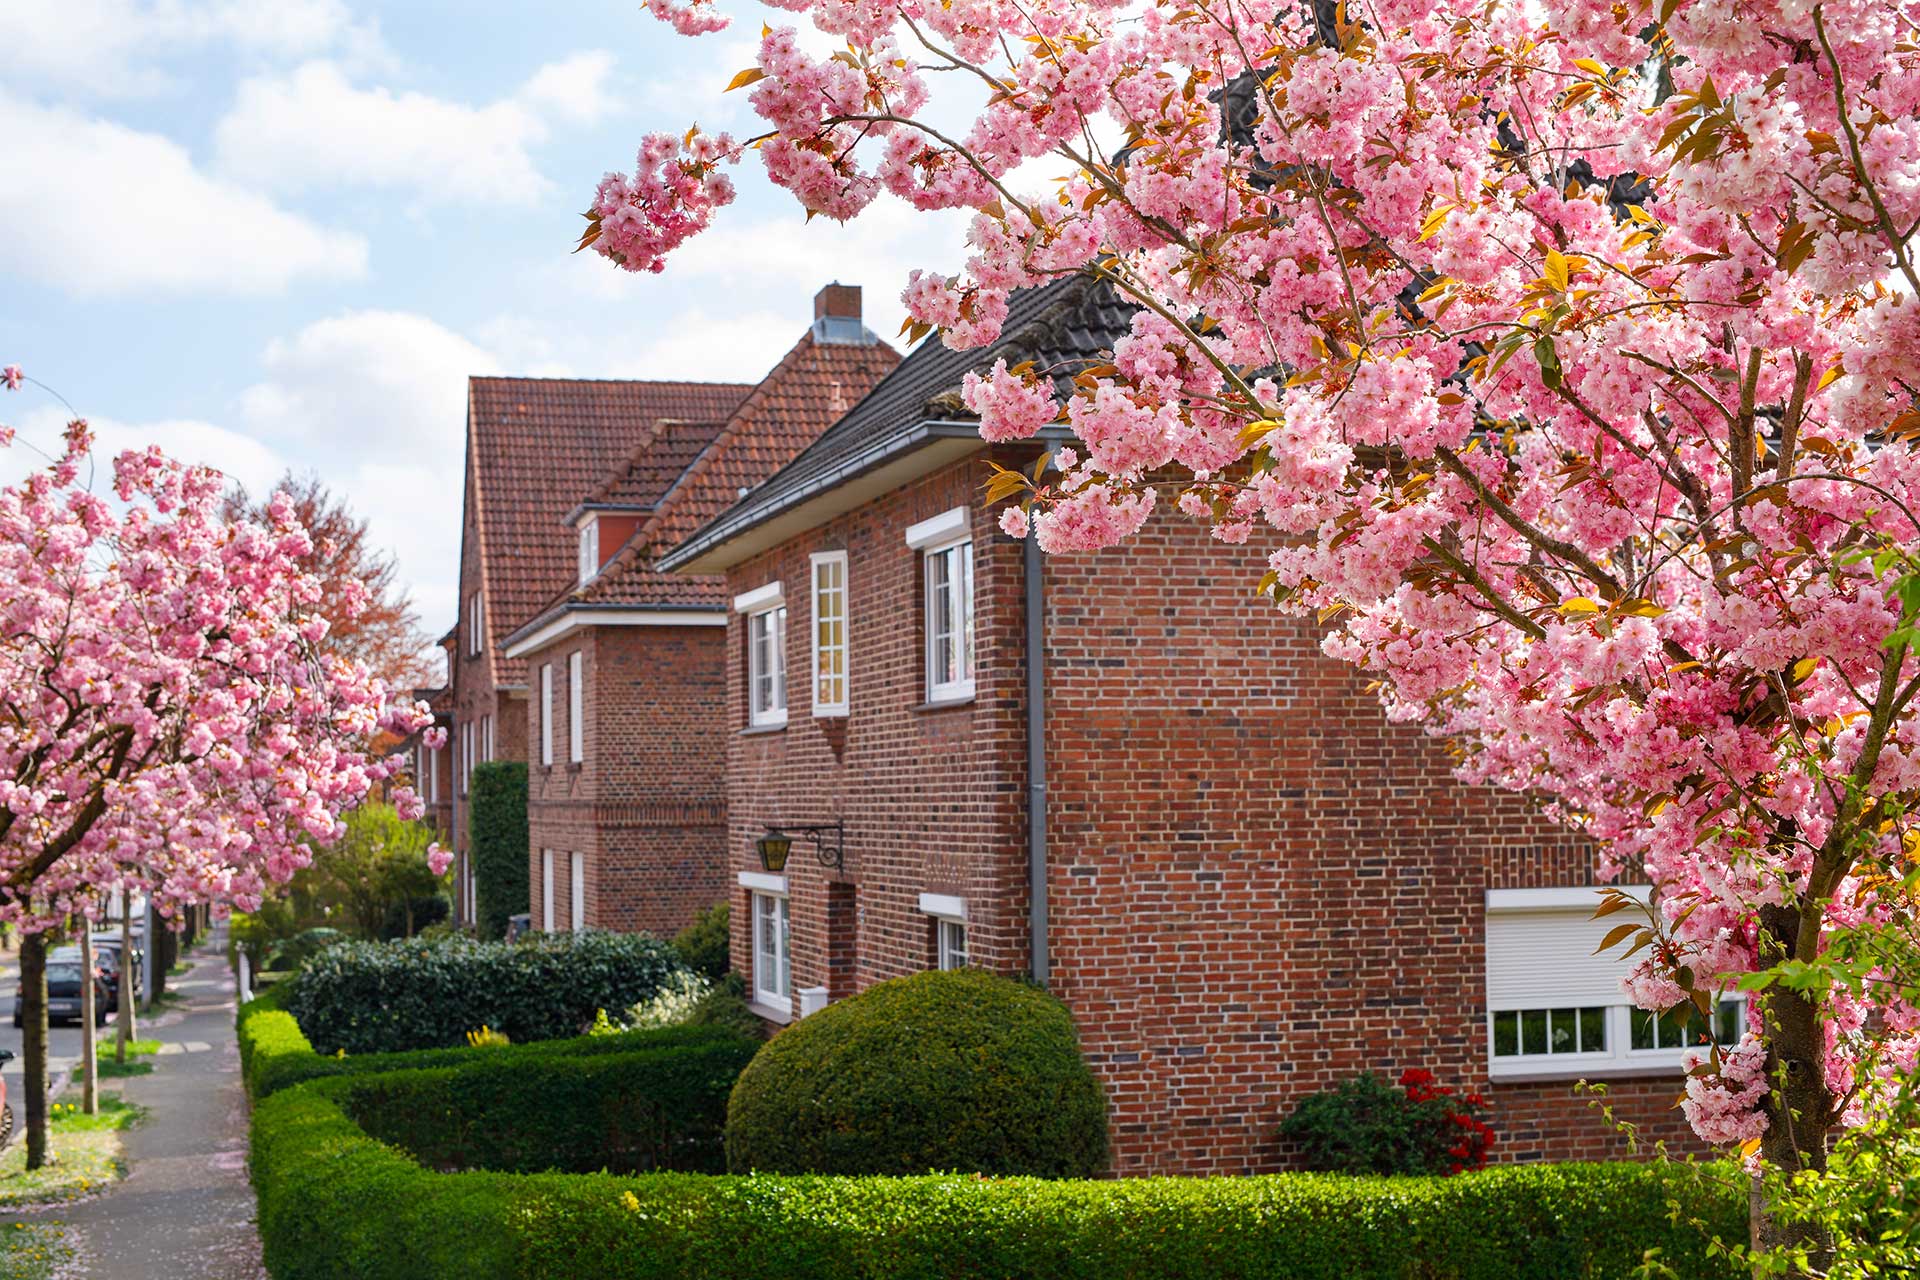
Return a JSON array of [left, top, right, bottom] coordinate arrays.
[[672, 901, 730, 980], [469, 762, 528, 941], [1280, 1071, 1493, 1176], [286, 929, 690, 1054], [250, 1075, 1745, 1280], [236, 981, 739, 1099], [295, 802, 447, 940], [725, 968, 1109, 1177], [338, 1033, 756, 1176], [269, 926, 348, 972], [685, 972, 764, 1042]]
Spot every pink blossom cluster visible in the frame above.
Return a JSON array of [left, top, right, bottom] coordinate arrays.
[[0, 373, 435, 930], [602, 0, 1920, 1154], [1682, 1034, 1772, 1146], [588, 131, 742, 274]]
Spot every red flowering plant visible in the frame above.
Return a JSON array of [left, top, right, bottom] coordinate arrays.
[[1280, 1068, 1495, 1177]]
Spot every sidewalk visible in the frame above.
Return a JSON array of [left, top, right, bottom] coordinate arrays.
[[50, 927, 264, 1279]]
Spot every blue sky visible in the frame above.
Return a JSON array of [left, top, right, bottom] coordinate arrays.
[[2, 0, 970, 650]]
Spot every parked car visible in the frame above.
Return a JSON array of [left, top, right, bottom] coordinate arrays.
[[0, 1047, 13, 1148], [50, 944, 120, 1005], [12, 960, 111, 1027], [86, 933, 144, 997], [505, 913, 531, 943]]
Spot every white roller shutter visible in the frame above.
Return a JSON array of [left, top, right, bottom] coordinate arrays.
[[1485, 888, 1650, 1010]]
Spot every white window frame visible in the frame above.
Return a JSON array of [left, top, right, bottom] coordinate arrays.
[[540, 664, 553, 767], [577, 516, 600, 586], [921, 893, 969, 971], [541, 850, 555, 932], [906, 509, 974, 704], [751, 890, 791, 1014], [460, 722, 473, 796], [570, 852, 585, 933], [1485, 887, 1744, 1081], [468, 592, 484, 656], [482, 713, 494, 764], [423, 744, 436, 805], [810, 551, 849, 717], [735, 582, 788, 729], [568, 651, 584, 763]]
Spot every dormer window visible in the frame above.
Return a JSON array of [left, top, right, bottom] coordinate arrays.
[[577, 517, 600, 586]]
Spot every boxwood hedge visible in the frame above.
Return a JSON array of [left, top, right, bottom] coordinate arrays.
[[470, 761, 529, 940], [287, 930, 689, 1053], [237, 984, 746, 1100], [253, 1079, 1746, 1280]]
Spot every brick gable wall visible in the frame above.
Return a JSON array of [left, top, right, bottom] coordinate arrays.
[[720, 451, 1698, 1175], [523, 621, 729, 938]]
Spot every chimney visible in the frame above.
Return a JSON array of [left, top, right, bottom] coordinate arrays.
[[814, 283, 862, 321]]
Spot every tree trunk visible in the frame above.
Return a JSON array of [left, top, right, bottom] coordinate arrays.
[[116, 904, 136, 1063], [79, 931, 97, 1115], [1752, 904, 1834, 1269], [20, 932, 49, 1171]]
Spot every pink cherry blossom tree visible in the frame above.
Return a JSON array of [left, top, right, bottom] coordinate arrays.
[[0, 373, 444, 1167], [592, 0, 1920, 1259]]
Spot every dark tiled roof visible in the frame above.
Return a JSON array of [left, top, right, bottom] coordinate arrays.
[[501, 332, 900, 639], [467, 376, 752, 679], [659, 273, 1134, 569], [579, 418, 728, 511]]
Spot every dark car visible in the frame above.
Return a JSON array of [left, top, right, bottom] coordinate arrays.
[[50, 944, 120, 1006], [12, 960, 111, 1027], [505, 913, 532, 943]]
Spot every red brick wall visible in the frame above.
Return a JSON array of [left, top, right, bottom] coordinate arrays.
[[722, 452, 1698, 1175], [523, 620, 729, 938]]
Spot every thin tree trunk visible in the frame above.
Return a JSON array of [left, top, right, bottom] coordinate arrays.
[[79, 931, 97, 1115], [1752, 904, 1834, 1269], [20, 932, 49, 1171], [116, 902, 135, 1063]]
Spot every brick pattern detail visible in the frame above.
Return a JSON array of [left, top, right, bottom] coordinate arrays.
[[722, 452, 1701, 1175], [523, 623, 728, 939]]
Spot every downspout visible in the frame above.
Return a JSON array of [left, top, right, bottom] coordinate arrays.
[[1025, 524, 1049, 988]]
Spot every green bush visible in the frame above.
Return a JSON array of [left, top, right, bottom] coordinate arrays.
[[251, 1078, 1746, 1280], [237, 984, 738, 1099], [725, 968, 1108, 1177], [470, 762, 528, 941], [286, 930, 690, 1054], [672, 901, 729, 979], [341, 1034, 755, 1175], [686, 972, 764, 1041], [1281, 1070, 1495, 1176], [269, 926, 347, 971]]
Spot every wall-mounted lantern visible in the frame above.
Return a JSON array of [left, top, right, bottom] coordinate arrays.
[[756, 822, 843, 873]]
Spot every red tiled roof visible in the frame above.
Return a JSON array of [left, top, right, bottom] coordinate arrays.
[[503, 332, 899, 637], [467, 377, 752, 681], [579, 418, 728, 511]]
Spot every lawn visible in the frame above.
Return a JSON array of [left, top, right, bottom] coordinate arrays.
[[70, 1039, 160, 1082], [0, 1094, 146, 1209], [0, 1222, 76, 1280]]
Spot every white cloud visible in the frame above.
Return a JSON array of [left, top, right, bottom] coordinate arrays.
[[0, 406, 283, 499], [0, 92, 367, 296], [214, 52, 619, 204], [6, 0, 388, 97]]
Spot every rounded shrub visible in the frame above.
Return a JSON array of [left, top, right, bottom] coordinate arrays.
[[725, 968, 1108, 1177]]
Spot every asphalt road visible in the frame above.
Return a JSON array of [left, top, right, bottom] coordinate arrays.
[[0, 958, 140, 1114]]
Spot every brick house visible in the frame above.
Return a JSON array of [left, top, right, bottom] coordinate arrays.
[[444, 374, 754, 925], [658, 274, 1714, 1174], [497, 286, 897, 940]]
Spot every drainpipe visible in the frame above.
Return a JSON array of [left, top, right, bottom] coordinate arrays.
[[1025, 525, 1049, 988]]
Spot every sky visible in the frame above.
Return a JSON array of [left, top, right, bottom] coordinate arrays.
[[1, 0, 975, 656]]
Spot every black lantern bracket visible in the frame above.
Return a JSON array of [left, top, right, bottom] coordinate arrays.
[[757, 822, 844, 873]]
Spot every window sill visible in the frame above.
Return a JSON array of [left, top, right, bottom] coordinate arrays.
[[813, 707, 849, 720], [1488, 1060, 1689, 1084], [747, 999, 793, 1026], [740, 721, 789, 737], [913, 694, 975, 713]]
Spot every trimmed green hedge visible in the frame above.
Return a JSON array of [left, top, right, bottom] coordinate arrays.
[[287, 931, 689, 1053], [470, 761, 529, 940], [253, 1080, 1746, 1280], [237, 985, 742, 1100], [727, 968, 1109, 1177], [342, 1034, 754, 1174]]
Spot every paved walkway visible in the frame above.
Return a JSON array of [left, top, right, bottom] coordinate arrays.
[[51, 928, 264, 1279]]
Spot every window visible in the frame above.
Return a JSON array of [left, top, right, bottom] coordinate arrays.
[[578, 518, 600, 586], [482, 714, 494, 763], [541, 850, 554, 932], [423, 744, 436, 805], [460, 722, 473, 795], [906, 508, 974, 703], [936, 919, 968, 970], [467, 592, 484, 656], [568, 651, 584, 762], [752, 891, 791, 1011], [810, 551, 849, 716], [570, 852, 585, 933], [734, 582, 788, 728], [1485, 888, 1744, 1079], [540, 664, 553, 766]]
